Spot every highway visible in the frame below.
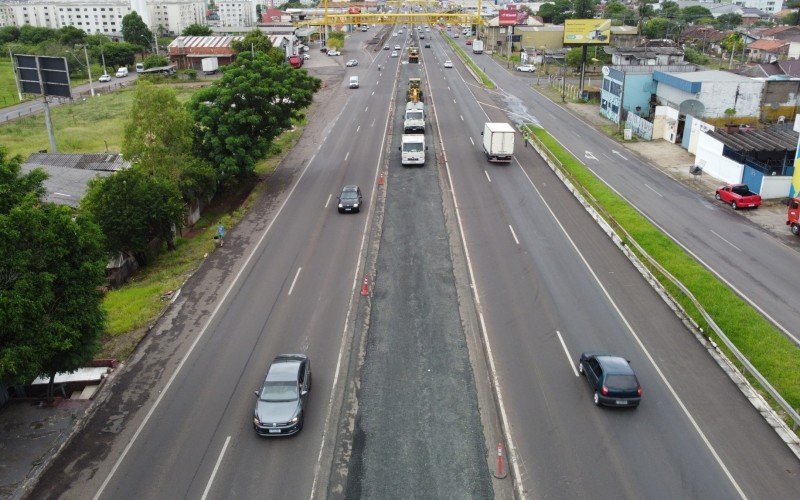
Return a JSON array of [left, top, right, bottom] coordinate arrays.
[[425, 29, 799, 497], [455, 35, 800, 346], [25, 25, 799, 500]]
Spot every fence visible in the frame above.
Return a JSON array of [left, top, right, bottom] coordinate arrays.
[[527, 128, 800, 433], [625, 113, 653, 141]]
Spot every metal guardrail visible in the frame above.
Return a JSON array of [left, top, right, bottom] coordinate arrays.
[[527, 128, 800, 432]]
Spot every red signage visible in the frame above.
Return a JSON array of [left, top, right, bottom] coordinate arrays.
[[499, 9, 517, 26]]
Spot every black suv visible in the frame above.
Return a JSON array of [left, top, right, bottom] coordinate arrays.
[[579, 353, 642, 408], [253, 354, 311, 436], [337, 185, 363, 213]]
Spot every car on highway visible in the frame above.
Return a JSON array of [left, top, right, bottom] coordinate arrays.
[[444, 60, 453, 68], [253, 354, 312, 436], [465, 39, 472, 45], [338, 185, 363, 213], [578, 353, 642, 408], [346, 59, 359, 67], [424, 43, 431, 48], [394, 45, 401, 50], [384, 44, 390, 50], [98, 73, 112, 82], [453, 33, 459, 38], [327, 49, 341, 56], [391, 50, 399, 57], [516, 64, 536, 72]]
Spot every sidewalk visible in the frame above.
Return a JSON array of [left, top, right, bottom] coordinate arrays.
[[561, 97, 796, 245]]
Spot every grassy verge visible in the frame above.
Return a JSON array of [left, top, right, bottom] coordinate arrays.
[[441, 34, 495, 89], [526, 124, 800, 420], [0, 58, 22, 108]]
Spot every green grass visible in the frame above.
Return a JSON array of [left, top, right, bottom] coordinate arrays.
[[0, 85, 196, 158], [0, 58, 22, 108], [441, 34, 495, 89], [526, 125, 800, 418]]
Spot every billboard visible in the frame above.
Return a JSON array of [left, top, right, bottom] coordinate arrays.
[[499, 8, 517, 26], [563, 19, 611, 45], [14, 54, 72, 98]]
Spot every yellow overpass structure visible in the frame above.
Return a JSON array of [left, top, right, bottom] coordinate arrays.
[[296, 0, 484, 28]]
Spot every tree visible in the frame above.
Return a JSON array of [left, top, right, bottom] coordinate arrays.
[[0, 150, 47, 213], [566, 47, 584, 70], [91, 41, 137, 67], [659, 1, 681, 20], [142, 54, 169, 69], [786, 0, 800, 25], [0, 26, 20, 44], [187, 52, 321, 180], [182, 23, 213, 36], [538, 1, 572, 24], [231, 29, 285, 64], [642, 17, 681, 39], [59, 26, 86, 47], [0, 150, 106, 400], [327, 31, 345, 50], [18, 25, 59, 45], [714, 13, 743, 30], [681, 6, 712, 23], [720, 33, 744, 54], [81, 166, 185, 258], [121, 11, 153, 51], [572, 0, 596, 19], [604, 1, 635, 24], [683, 46, 710, 64]]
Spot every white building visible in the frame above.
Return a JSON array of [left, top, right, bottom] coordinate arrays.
[[0, 0, 206, 36], [216, 0, 256, 28], [674, 0, 784, 16]]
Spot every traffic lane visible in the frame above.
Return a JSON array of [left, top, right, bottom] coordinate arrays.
[[430, 63, 744, 497], [471, 51, 800, 340], [505, 145, 800, 497], [94, 76, 390, 498]]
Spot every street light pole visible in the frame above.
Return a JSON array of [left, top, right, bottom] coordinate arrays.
[[83, 45, 95, 97]]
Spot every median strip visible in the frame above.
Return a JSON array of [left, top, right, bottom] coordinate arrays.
[[441, 33, 495, 89]]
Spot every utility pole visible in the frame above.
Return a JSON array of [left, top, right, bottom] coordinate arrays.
[[101, 46, 107, 75], [83, 45, 95, 97], [35, 57, 57, 153]]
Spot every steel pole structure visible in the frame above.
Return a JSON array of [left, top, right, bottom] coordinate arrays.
[[35, 57, 58, 153], [84, 45, 95, 97]]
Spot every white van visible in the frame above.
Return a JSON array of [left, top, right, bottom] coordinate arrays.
[[115, 67, 129, 78], [399, 134, 426, 166], [349, 76, 359, 89]]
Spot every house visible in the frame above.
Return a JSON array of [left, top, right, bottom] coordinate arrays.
[[755, 25, 800, 41], [168, 35, 244, 70], [604, 40, 686, 66], [600, 64, 697, 124], [680, 27, 731, 55], [739, 59, 800, 78], [747, 38, 790, 63]]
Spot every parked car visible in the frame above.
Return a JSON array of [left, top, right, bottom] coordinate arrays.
[[302, 53, 310, 60], [98, 74, 111, 82], [253, 354, 312, 436], [346, 59, 358, 67], [338, 185, 363, 213], [327, 49, 341, 56], [516, 64, 536, 72], [444, 60, 453, 68], [578, 353, 642, 408], [465, 39, 472, 45], [715, 183, 762, 209], [320, 47, 329, 53]]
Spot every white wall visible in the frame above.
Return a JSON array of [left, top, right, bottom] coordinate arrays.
[[761, 175, 793, 199], [790, 41, 800, 60], [653, 106, 679, 142], [695, 133, 744, 183], [656, 78, 764, 119], [687, 116, 714, 155]]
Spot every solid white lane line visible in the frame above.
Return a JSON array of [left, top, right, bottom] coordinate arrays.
[[453, 99, 456, 104], [200, 436, 230, 500], [556, 331, 579, 377], [644, 183, 663, 197], [287, 267, 302, 296], [371, 91, 375, 96], [460, 114, 464, 121], [344, 151, 350, 162], [356, 125, 360, 132], [364, 106, 368, 112], [710, 230, 742, 252], [484, 170, 491, 183], [508, 225, 519, 245], [470, 137, 474, 145], [324, 194, 332, 208], [514, 158, 747, 499]]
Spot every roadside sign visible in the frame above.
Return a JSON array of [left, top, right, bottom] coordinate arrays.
[[14, 54, 72, 98]]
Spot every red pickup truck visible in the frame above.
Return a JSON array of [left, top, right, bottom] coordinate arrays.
[[788, 197, 799, 235], [715, 184, 762, 209]]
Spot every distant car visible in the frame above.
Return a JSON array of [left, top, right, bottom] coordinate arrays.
[[391, 50, 399, 57], [302, 53, 310, 60], [516, 64, 536, 72], [328, 50, 341, 56], [444, 60, 453, 68], [384, 45, 390, 50], [320, 47, 329, 53], [578, 353, 642, 408], [98, 74, 111, 82], [424, 43, 431, 48], [465, 39, 472, 45], [394, 45, 401, 50], [453, 33, 459, 38], [346, 59, 358, 67], [115, 67, 128, 78], [338, 185, 363, 213], [253, 354, 312, 436]]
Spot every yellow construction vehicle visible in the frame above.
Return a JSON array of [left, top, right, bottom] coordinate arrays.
[[408, 46, 419, 64], [407, 78, 424, 103]]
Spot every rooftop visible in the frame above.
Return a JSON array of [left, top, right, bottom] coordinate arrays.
[[664, 69, 754, 83], [747, 38, 790, 51], [707, 126, 798, 154]]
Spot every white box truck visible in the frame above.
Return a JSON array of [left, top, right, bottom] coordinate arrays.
[[403, 102, 425, 133], [399, 134, 426, 166], [482, 122, 515, 163], [201, 57, 219, 75], [472, 40, 484, 54]]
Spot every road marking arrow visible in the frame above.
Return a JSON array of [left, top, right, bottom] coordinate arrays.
[[612, 150, 628, 161], [585, 151, 598, 161]]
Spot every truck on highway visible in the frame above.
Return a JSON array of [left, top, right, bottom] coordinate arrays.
[[408, 46, 419, 64], [407, 78, 424, 103], [482, 122, 515, 163], [404, 102, 425, 133], [714, 183, 762, 209], [472, 40, 484, 54], [787, 197, 799, 235], [202, 57, 219, 74], [138, 65, 176, 76], [399, 134, 426, 166]]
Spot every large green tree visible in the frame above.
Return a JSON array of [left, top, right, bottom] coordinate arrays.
[[18, 25, 59, 45], [0, 26, 20, 44], [604, 1, 636, 24], [232, 29, 286, 64], [141, 54, 169, 69], [59, 26, 86, 47], [681, 6, 712, 23], [715, 13, 743, 29], [642, 17, 681, 39], [91, 41, 138, 67], [0, 150, 47, 213], [538, 1, 572, 24], [0, 150, 106, 399], [121, 11, 153, 51], [187, 52, 321, 180], [81, 166, 185, 257], [572, 0, 596, 19], [659, 1, 681, 19], [182, 23, 213, 36]]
